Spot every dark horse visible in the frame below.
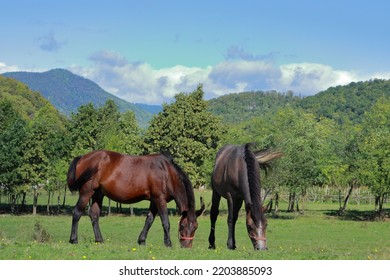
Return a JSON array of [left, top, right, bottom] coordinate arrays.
[[67, 150, 204, 248], [208, 143, 281, 250]]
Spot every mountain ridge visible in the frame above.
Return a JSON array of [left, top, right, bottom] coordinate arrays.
[[2, 69, 161, 127]]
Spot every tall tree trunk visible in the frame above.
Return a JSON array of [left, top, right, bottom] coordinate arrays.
[[33, 189, 38, 215], [376, 194, 385, 218], [62, 184, 67, 207], [287, 192, 296, 212], [275, 192, 279, 213], [21, 191, 27, 212], [47, 190, 51, 215], [57, 192, 61, 214], [338, 183, 354, 216], [265, 199, 273, 213]]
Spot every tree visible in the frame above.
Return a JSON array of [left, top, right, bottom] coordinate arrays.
[[19, 104, 69, 214], [118, 110, 143, 155], [68, 103, 99, 156], [357, 97, 390, 215], [267, 108, 334, 212], [0, 101, 28, 211], [144, 85, 225, 187]]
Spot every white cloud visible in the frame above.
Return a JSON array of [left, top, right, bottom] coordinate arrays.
[[71, 52, 214, 104], [71, 54, 390, 104], [0, 62, 21, 73], [208, 60, 280, 95], [276, 63, 360, 95], [7, 48, 390, 105]]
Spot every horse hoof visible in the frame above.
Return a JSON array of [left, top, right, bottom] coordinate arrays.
[[208, 244, 216, 250], [138, 241, 146, 246], [69, 239, 78, 244]]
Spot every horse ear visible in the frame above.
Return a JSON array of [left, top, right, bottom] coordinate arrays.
[[196, 197, 205, 217]]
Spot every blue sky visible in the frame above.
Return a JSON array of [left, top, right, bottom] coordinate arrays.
[[1, 0, 389, 104]]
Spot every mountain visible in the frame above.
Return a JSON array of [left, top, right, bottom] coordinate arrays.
[[298, 79, 390, 124], [2, 69, 161, 127], [207, 79, 390, 125]]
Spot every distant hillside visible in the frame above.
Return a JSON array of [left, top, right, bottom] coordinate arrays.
[[208, 90, 301, 124], [299, 79, 390, 124], [207, 79, 390, 125], [0, 75, 52, 120], [2, 69, 161, 127]]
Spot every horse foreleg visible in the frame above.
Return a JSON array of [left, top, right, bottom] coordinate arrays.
[[89, 191, 104, 243], [208, 191, 221, 249], [231, 199, 243, 250], [156, 200, 171, 247], [138, 202, 158, 246], [69, 195, 90, 244], [226, 193, 242, 250]]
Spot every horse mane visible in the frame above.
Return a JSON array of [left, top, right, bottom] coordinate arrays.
[[163, 154, 195, 213], [243, 143, 263, 226]]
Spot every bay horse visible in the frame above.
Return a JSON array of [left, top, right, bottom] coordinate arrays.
[[208, 143, 281, 250], [67, 150, 204, 248]]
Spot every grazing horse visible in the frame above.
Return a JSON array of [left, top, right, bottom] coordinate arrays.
[[208, 143, 281, 250], [67, 150, 204, 248]]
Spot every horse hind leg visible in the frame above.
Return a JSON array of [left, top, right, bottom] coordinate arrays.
[[89, 190, 104, 243], [138, 202, 158, 246], [208, 190, 221, 249], [69, 194, 91, 244]]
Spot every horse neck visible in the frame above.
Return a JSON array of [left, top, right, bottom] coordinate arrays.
[[173, 184, 195, 218], [244, 144, 264, 224]]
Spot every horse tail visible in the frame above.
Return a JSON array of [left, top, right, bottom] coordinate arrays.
[[253, 148, 283, 173], [67, 156, 97, 192]]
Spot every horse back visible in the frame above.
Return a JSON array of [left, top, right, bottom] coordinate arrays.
[[212, 145, 248, 199], [75, 150, 181, 203]]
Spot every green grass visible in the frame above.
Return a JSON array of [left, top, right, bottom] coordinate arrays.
[[0, 190, 389, 260]]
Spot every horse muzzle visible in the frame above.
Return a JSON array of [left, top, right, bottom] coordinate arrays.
[[179, 235, 194, 248], [250, 235, 268, 250]]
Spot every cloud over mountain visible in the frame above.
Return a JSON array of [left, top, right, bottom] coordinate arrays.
[[68, 49, 390, 105]]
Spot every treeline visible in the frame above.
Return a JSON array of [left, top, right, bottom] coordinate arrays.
[[0, 80, 224, 213], [1, 76, 390, 216]]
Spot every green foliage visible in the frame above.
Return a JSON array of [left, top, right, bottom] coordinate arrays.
[[208, 90, 301, 124], [144, 85, 226, 186], [356, 97, 390, 212], [299, 79, 390, 124], [68, 100, 143, 157], [1, 72, 390, 215], [0, 108, 28, 190], [0, 76, 49, 120]]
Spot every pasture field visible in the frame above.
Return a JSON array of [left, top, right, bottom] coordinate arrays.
[[0, 190, 389, 260]]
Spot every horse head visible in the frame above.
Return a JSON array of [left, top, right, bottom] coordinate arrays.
[[178, 197, 205, 248], [246, 203, 268, 250]]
